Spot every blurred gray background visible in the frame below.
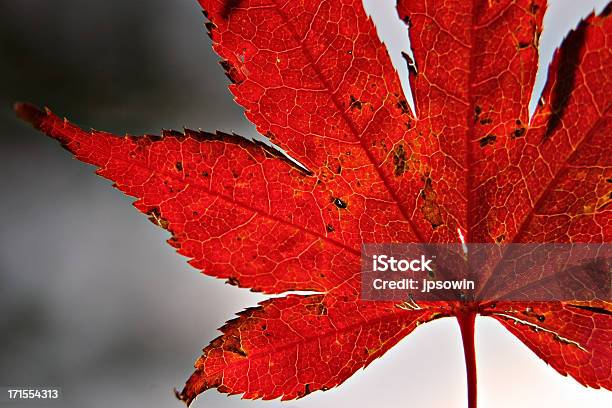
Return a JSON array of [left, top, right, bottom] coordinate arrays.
[[0, 1, 610, 407]]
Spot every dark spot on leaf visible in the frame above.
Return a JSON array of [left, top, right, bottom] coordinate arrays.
[[202, 171, 209, 177], [304, 384, 311, 396], [205, 21, 216, 36], [147, 207, 169, 230], [393, 144, 407, 176], [226, 276, 240, 286], [318, 304, 328, 315], [530, 2, 540, 14], [396, 99, 410, 114], [163, 180, 175, 193], [479, 117, 492, 125], [306, 302, 328, 316], [518, 41, 531, 49], [175, 161, 183, 171], [224, 335, 247, 357], [349, 95, 362, 110], [537, 315, 546, 322], [402, 51, 418, 76], [336, 165, 342, 174], [420, 177, 443, 229], [495, 234, 505, 243], [474, 105, 482, 122], [221, 0, 243, 19], [326, 224, 335, 233], [512, 126, 526, 138], [402, 15, 412, 28], [479, 134, 497, 147], [333, 197, 348, 209], [220, 60, 243, 84]]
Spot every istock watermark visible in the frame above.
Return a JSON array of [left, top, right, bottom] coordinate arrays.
[[361, 243, 611, 302], [372, 254, 434, 272]]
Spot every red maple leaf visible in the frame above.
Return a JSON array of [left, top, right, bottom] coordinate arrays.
[[15, 0, 612, 407]]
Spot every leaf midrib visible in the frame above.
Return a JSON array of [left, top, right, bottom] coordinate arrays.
[[264, 0, 426, 243]]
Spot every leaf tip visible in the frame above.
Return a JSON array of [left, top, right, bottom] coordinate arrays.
[[174, 386, 194, 406], [14, 102, 46, 129]]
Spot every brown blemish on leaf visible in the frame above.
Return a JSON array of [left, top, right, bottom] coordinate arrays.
[[401, 51, 418, 76], [512, 127, 526, 138], [333, 197, 348, 209], [220, 60, 244, 84], [420, 177, 443, 229], [216, 384, 231, 394], [306, 302, 328, 316], [479, 134, 497, 147], [473, 105, 482, 122], [349, 95, 362, 110], [220, 0, 243, 19], [393, 144, 407, 176], [396, 99, 410, 114], [223, 334, 248, 357], [226, 276, 240, 286], [517, 40, 531, 50], [147, 207, 169, 230]]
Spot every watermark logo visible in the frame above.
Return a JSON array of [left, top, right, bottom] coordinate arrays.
[[372, 254, 433, 272], [361, 243, 611, 302]]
